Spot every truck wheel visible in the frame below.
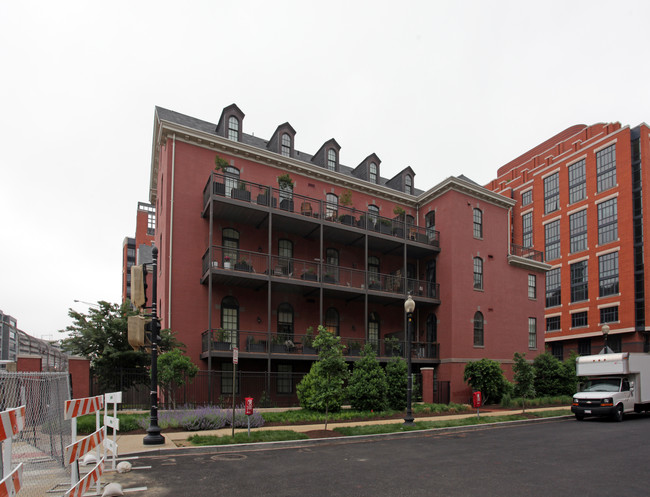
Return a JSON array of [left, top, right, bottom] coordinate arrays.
[[613, 405, 624, 422], [575, 414, 584, 421]]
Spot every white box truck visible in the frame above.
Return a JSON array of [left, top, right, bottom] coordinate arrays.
[[572, 352, 650, 421]]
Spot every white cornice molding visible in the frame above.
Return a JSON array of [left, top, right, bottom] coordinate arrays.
[[417, 176, 516, 209]]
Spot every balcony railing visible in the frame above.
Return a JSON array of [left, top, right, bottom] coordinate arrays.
[[203, 172, 440, 247], [201, 330, 439, 360], [510, 243, 544, 263], [202, 246, 440, 300]]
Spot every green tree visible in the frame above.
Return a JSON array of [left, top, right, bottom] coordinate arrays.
[[385, 357, 407, 410], [296, 326, 349, 430], [513, 352, 535, 412], [60, 300, 180, 391], [532, 353, 564, 396], [347, 344, 388, 411], [158, 348, 199, 409], [463, 358, 508, 404]]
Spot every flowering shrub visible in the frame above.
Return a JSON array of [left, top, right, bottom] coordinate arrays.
[[139, 405, 265, 431]]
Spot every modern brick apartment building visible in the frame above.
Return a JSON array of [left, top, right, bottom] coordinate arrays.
[[144, 104, 548, 404], [122, 202, 156, 302], [486, 122, 650, 359]]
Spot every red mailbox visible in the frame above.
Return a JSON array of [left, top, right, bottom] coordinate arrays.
[[472, 391, 482, 408], [245, 397, 254, 415]]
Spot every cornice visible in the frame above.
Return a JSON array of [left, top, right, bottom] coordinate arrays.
[[417, 176, 516, 210]]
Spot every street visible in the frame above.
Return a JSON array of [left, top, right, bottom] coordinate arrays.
[[109, 414, 650, 496]]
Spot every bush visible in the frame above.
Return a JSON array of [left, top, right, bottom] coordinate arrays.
[[139, 406, 264, 431], [385, 357, 407, 410], [347, 345, 388, 411], [463, 358, 509, 404]]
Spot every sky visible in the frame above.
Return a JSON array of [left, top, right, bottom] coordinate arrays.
[[1, 0, 649, 340]]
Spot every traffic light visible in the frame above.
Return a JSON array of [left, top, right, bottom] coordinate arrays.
[[127, 315, 150, 349], [131, 264, 148, 309]]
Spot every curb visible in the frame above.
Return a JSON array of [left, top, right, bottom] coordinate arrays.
[[124, 414, 573, 458]]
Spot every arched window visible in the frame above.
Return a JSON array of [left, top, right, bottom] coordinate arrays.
[[325, 307, 339, 336], [278, 239, 293, 275], [368, 256, 380, 288], [325, 248, 339, 283], [221, 296, 239, 347], [405, 174, 413, 195], [222, 228, 239, 266], [473, 208, 483, 238], [473, 312, 484, 346], [227, 116, 239, 141], [326, 193, 338, 220], [473, 257, 483, 290], [425, 211, 436, 241], [368, 205, 379, 228], [281, 133, 291, 157], [327, 149, 337, 171], [369, 162, 377, 184], [369, 312, 380, 351], [224, 165, 240, 198], [277, 303, 294, 340]]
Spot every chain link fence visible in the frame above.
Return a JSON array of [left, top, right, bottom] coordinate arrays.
[[0, 371, 72, 497]]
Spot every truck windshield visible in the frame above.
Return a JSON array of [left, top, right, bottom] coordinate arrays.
[[582, 378, 621, 392]]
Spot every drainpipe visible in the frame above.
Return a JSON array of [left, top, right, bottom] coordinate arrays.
[[168, 134, 176, 327]]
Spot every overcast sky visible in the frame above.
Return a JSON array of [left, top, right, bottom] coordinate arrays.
[[2, 1, 649, 340]]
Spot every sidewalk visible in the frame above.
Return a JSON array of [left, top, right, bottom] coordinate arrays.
[[115, 406, 570, 455]]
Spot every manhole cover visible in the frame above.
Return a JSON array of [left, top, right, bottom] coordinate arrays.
[[210, 454, 247, 461]]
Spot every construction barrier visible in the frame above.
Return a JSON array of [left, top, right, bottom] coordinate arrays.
[[0, 405, 26, 497], [103, 392, 122, 470]]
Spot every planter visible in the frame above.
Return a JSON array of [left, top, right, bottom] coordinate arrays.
[[232, 189, 251, 202], [214, 182, 226, 196], [213, 341, 232, 351], [280, 199, 294, 212], [392, 227, 404, 238], [340, 215, 355, 226], [302, 346, 317, 355], [380, 223, 392, 234], [301, 272, 318, 281], [271, 344, 286, 354], [323, 275, 336, 284], [368, 283, 381, 291], [357, 218, 366, 229], [235, 263, 252, 272], [247, 343, 266, 353], [257, 193, 270, 206], [348, 347, 361, 356]]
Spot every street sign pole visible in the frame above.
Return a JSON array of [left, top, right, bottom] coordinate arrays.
[[231, 347, 239, 437]]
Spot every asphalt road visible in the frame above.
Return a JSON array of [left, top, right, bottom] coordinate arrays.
[[109, 414, 650, 496]]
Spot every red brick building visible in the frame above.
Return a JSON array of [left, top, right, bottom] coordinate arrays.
[[486, 122, 650, 358], [145, 104, 548, 404], [122, 202, 156, 302]]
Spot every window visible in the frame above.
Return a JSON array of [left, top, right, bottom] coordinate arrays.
[[522, 212, 533, 248], [222, 228, 240, 266], [568, 159, 586, 204], [546, 316, 561, 332], [221, 296, 239, 347], [544, 173, 559, 214], [599, 252, 619, 297], [277, 303, 294, 340], [473, 208, 483, 238], [545, 220, 561, 261], [600, 306, 619, 323], [277, 365, 293, 394], [325, 308, 339, 336], [227, 116, 239, 141], [327, 149, 337, 171], [473, 257, 483, 290], [368, 256, 380, 287], [528, 274, 536, 299], [528, 318, 537, 349], [326, 193, 338, 220], [325, 248, 339, 282], [224, 165, 240, 198], [578, 338, 591, 356], [368, 205, 379, 227], [278, 239, 293, 275], [569, 210, 588, 254], [425, 211, 436, 241], [571, 311, 588, 328], [597, 144, 616, 192], [570, 260, 588, 302], [369, 162, 377, 184], [551, 342, 563, 361], [404, 174, 412, 195], [546, 268, 561, 307], [281, 133, 291, 157], [221, 363, 239, 395], [597, 198, 618, 245], [369, 312, 380, 351], [521, 190, 532, 207], [473, 312, 484, 346]]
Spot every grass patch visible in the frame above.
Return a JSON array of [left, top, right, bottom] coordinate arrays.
[[188, 430, 308, 446], [77, 413, 146, 434]]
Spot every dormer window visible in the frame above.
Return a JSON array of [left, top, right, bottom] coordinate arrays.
[[369, 162, 377, 183], [281, 133, 291, 157], [327, 149, 337, 171], [228, 116, 239, 141], [405, 174, 413, 195]]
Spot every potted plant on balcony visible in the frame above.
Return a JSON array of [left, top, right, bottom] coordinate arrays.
[[380, 218, 393, 235], [384, 336, 401, 357], [302, 267, 318, 281], [338, 189, 355, 226], [213, 155, 228, 196], [257, 186, 271, 206], [231, 181, 251, 202], [213, 329, 232, 351], [322, 271, 336, 284], [235, 256, 252, 272], [246, 335, 266, 353], [302, 326, 317, 355], [368, 278, 381, 290], [347, 340, 362, 356], [392, 206, 406, 237], [223, 256, 231, 269]]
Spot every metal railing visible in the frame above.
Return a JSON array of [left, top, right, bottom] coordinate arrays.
[[510, 243, 545, 263]]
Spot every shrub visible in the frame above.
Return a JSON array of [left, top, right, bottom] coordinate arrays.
[[140, 406, 264, 431], [347, 345, 388, 411], [463, 358, 509, 404], [385, 357, 407, 410]]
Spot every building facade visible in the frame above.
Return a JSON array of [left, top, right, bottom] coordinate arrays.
[[146, 104, 548, 404], [122, 202, 156, 302], [486, 122, 650, 359], [0, 310, 18, 362]]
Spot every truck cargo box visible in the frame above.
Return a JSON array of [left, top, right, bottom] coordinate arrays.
[[576, 353, 630, 376]]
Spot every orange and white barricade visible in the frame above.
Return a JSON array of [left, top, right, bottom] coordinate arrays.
[[0, 405, 26, 497], [103, 392, 122, 470], [63, 395, 104, 495]]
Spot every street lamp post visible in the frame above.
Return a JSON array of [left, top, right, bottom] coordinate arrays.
[[143, 245, 164, 445], [601, 324, 612, 354], [404, 294, 415, 426]]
